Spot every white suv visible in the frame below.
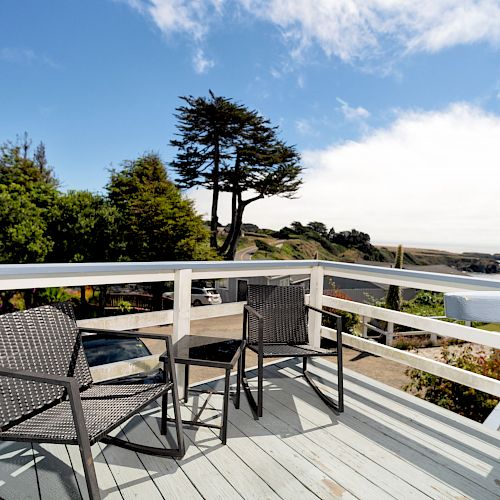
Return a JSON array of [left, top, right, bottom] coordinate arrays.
[[191, 287, 222, 306]]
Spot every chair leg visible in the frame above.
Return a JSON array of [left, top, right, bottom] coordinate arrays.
[[303, 357, 343, 413], [78, 435, 100, 500], [234, 348, 242, 410], [257, 354, 264, 418], [161, 391, 169, 435], [68, 383, 101, 499], [241, 347, 259, 420]]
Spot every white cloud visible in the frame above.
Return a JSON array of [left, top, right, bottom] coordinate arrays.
[[239, 0, 500, 63], [193, 48, 214, 73], [0, 48, 59, 68], [189, 103, 500, 253], [336, 98, 370, 121], [122, 0, 222, 39], [295, 118, 316, 136]]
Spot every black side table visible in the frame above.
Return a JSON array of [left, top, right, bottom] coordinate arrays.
[[161, 335, 244, 445]]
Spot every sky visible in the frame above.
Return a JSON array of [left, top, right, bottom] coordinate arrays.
[[1, 0, 500, 253]]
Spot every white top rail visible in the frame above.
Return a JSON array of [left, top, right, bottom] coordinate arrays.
[[1, 260, 500, 292]]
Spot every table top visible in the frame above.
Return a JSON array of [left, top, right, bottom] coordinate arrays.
[[166, 335, 244, 369]]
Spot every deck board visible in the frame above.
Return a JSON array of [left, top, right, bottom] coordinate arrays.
[[295, 360, 500, 497], [1, 358, 498, 500]]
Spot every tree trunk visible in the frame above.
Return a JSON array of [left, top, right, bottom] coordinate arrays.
[[219, 155, 240, 255], [209, 137, 220, 249], [224, 198, 245, 260]]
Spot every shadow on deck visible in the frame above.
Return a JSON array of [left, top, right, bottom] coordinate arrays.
[[1, 358, 499, 499]]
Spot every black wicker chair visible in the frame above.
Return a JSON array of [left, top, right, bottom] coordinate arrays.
[[0, 304, 184, 500], [242, 284, 344, 419]]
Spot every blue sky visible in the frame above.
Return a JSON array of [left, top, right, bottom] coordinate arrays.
[[2, 1, 500, 252]]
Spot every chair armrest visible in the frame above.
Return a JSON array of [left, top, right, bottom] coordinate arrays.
[[244, 304, 263, 320], [0, 366, 75, 389], [243, 305, 264, 350], [79, 327, 169, 342], [306, 304, 341, 321], [306, 305, 343, 348]]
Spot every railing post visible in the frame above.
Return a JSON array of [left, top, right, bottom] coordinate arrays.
[[361, 316, 368, 338], [308, 265, 324, 349], [173, 268, 192, 393], [386, 322, 394, 346]]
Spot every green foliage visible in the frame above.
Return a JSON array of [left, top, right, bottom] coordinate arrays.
[[38, 287, 71, 304], [404, 346, 500, 422], [0, 136, 58, 264], [401, 290, 445, 317], [108, 153, 214, 262], [117, 300, 132, 313], [385, 244, 404, 311], [0, 185, 53, 263], [47, 190, 121, 262], [323, 290, 360, 334], [254, 239, 276, 253]]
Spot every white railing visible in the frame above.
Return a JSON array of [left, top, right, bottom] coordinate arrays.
[[1, 260, 499, 397]]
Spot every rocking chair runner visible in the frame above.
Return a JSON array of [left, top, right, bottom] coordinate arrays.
[[242, 284, 344, 419], [0, 304, 184, 500]]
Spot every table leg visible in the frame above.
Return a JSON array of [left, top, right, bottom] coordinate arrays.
[[235, 351, 242, 409], [221, 368, 231, 444], [184, 364, 189, 403]]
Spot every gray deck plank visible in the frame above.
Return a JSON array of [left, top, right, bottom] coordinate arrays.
[[144, 402, 244, 500], [199, 383, 355, 500], [119, 408, 203, 500], [298, 360, 500, 497], [99, 426, 163, 500], [65, 442, 122, 500], [0, 441, 40, 500], [310, 359, 500, 461], [173, 397, 282, 500], [194, 385, 323, 500], [34, 442, 83, 500], [232, 376, 424, 500], [275, 360, 499, 499]]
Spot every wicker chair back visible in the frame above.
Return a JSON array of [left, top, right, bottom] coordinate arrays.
[[247, 284, 308, 345], [0, 305, 92, 430]]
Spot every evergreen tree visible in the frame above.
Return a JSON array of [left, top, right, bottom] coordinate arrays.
[[171, 92, 303, 260]]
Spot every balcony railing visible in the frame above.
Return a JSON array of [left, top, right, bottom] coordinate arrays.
[[1, 260, 499, 399]]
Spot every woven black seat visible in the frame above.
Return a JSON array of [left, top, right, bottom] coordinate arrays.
[[242, 284, 344, 419], [246, 343, 336, 357], [0, 383, 166, 443], [0, 304, 185, 500]]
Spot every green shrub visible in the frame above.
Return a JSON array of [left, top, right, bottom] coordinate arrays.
[[38, 287, 71, 305], [255, 239, 276, 253], [404, 345, 499, 422]]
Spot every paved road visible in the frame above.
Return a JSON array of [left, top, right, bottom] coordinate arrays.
[[235, 239, 286, 261], [235, 245, 258, 260]]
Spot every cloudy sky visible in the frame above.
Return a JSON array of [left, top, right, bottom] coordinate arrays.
[[2, 1, 500, 252]]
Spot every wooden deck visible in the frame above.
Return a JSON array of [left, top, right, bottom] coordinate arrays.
[[1, 358, 499, 499]]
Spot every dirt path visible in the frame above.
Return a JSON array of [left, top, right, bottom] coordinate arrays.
[[141, 314, 410, 390]]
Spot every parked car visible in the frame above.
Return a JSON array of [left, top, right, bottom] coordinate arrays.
[[191, 287, 222, 306], [81, 332, 163, 384], [162, 287, 223, 307]]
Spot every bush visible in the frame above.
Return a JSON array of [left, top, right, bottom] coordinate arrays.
[[38, 287, 71, 305], [255, 239, 276, 253], [322, 289, 359, 334], [404, 345, 499, 422]]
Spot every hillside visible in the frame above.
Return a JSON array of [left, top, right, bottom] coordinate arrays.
[[237, 233, 499, 274]]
